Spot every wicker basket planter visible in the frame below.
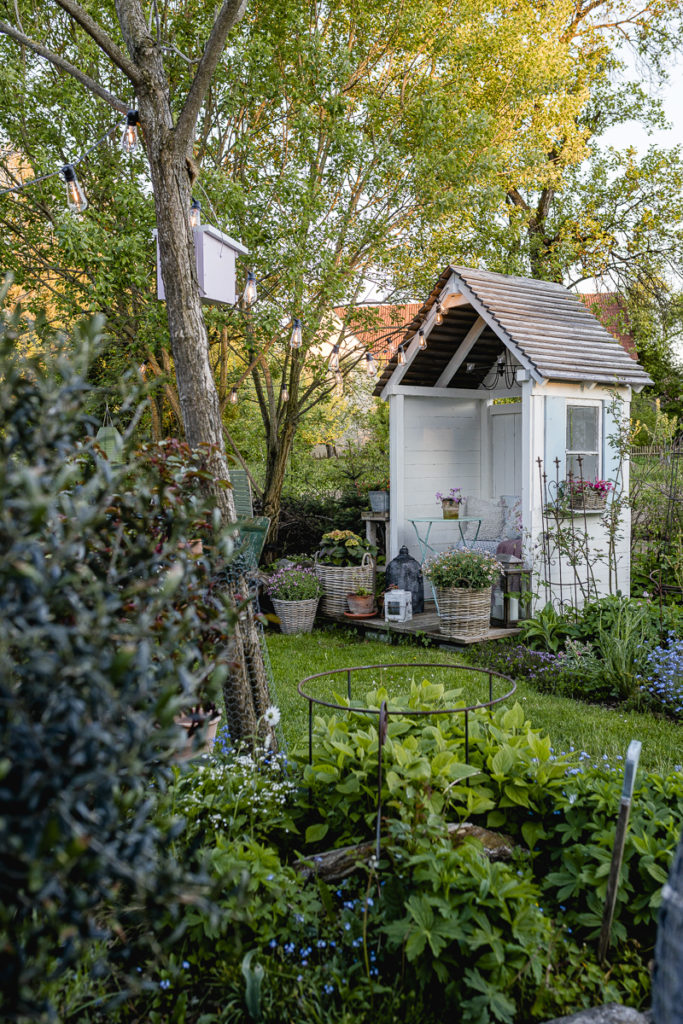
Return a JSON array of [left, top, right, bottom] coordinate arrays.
[[315, 552, 375, 617], [434, 585, 492, 641], [272, 596, 319, 634], [569, 489, 608, 511]]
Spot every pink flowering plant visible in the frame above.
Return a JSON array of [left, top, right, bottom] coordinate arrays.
[[264, 565, 323, 601], [423, 548, 501, 589], [435, 487, 463, 504], [568, 477, 613, 495]]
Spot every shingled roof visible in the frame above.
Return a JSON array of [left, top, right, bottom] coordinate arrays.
[[374, 266, 653, 395]]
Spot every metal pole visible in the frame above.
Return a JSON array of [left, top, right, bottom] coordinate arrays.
[[598, 740, 642, 964], [376, 701, 388, 864]]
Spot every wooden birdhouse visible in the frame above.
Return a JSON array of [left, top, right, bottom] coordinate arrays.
[[155, 225, 249, 306]]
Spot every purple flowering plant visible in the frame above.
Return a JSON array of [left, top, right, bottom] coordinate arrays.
[[435, 487, 463, 504], [264, 565, 323, 602]]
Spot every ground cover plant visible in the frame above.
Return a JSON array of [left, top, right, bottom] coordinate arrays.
[[66, 671, 682, 1023]]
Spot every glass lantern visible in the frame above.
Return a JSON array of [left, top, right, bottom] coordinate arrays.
[[490, 555, 531, 628]]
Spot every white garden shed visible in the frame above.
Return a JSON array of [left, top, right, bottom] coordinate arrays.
[[373, 266, 653, 610]]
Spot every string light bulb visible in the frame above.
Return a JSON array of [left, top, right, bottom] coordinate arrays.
[[365, 351, 377, 376], [418, 328, 427, 350], [190, 198, 201, 228], [435, 302, 443, 326], [121, 110, 139, 155], [290, 318, 303, 348], [229, 387, 238, 405], [466, 362, 475, 374], [397, 345, 406, 366], [281, 385, 289, 403], [330, 344, 340, 371], [243, 271, 257, 307], [335, 370, 343, 396], [61, 163, 87, 214]]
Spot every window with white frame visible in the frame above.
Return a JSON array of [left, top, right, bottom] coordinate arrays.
[[566, 404, 600, 481]]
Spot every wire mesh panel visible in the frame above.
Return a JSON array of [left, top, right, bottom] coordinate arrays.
[[216, 549, 282, 751], [652, 827, 683, 1024]]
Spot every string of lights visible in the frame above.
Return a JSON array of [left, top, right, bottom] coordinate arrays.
[[0, 116, 127, 202], [0, 109, 415, 404]]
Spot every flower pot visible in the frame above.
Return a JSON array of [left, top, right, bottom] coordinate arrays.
[[368, 489, 390, 513], [272, 596, 319, 634], [347, 593, 375, 615], [434, 585, 492, 641], [441, 499, 460, 520], [314, 552, 375, 617], [569, 490, 607, 511], [176, 711, 222, 759]]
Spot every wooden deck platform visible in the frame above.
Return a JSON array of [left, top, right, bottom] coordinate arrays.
[[327, 603, 520, 647]]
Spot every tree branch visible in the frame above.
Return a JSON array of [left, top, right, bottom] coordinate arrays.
[[53, 0, 142, 86], [174, 0, 248, 152], [0, 19, 128, 113]]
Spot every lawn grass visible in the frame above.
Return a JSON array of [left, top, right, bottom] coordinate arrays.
[[266, 626, 682, 775]]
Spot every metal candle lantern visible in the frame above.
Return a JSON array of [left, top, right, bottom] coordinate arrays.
[[490, 555, 531, 627], [384, 589, 412, 623]]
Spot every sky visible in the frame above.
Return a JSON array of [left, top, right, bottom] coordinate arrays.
[[600, 59, 683, 155]]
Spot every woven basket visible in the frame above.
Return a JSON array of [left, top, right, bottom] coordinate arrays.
[[272, 596, 319, 634], [569, 489, 607, 510], [315, 552, 375, 617], [435, 585, 492, 641]]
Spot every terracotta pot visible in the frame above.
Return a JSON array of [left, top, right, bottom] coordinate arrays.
[[176, 711, 221, 759], [441, 499, 460, 520], [346, 592, 375, 615]]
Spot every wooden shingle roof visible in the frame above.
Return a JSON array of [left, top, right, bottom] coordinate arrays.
[[374, 266, 653, 395]]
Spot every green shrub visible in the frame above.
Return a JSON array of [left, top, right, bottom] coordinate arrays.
[[0, 308, 236, 1018]]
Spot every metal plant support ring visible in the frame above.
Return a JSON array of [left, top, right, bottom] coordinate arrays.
[[297, 662, 517, 864]]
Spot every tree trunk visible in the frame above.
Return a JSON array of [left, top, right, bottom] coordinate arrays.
[[262, 417, 296, 541]]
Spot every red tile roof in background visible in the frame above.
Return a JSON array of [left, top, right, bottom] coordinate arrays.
[[578, 293, 637, 359], [337, 293, 637, 361], [334, 303, 419, 355]]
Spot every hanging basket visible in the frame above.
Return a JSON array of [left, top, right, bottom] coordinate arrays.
[[314, 552, 375, 617], [569, 489, 607, 511], [435, 585, 492, 641], [272, 596, 319, 634]]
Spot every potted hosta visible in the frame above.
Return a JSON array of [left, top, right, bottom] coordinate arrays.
[[264, 564, 323, 634], [436, 487, 464, 519], [423, 548, 501, 641], [314, 530, 376, 616]]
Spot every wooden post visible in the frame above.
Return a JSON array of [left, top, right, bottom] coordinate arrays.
[[598, 739, 642, 964]]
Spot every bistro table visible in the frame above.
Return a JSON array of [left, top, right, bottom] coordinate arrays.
[[408, 516, 483, 614]]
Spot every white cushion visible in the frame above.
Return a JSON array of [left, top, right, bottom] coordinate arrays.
[[500, 494, 522, 539], [463, 496, 504, 541]]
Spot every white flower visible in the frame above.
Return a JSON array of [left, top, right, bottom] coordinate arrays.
[[263, 705, 281, 727]]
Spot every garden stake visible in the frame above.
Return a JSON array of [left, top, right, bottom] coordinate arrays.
[[598, 739, 642, 964], [376, 701, 388, 863]]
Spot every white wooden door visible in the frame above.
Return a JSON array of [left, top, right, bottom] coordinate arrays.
[[491, 407, 522, 496]]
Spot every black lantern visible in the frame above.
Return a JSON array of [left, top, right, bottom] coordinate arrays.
[[490, 555, 531, 627], [385, 545, 424, 613]]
